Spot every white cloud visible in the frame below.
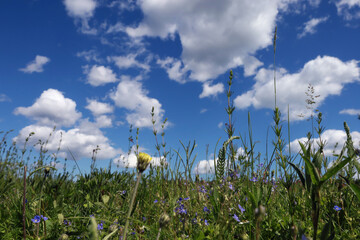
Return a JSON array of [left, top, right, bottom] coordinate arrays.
[[85, 65, 118, 86], [63, 0, 97, 18], [340, 109, 360, 116], [200, 109, 207, 114], [14, 89, 82, 127], [109, 78, 167, 128], [335, 0, 360, 20], [85, 99, 114, 116], [194, 160, 215, 174], [110, 54, 150, 71], [19, 55, 50, 73], [298, 16, 329, 38], [199, 82, 225, 98], [289, 129, 360, 157], [156, 57, 188, 83], [13, 122, 120, 160], [95, 115, 113, 128], [125, 0, 295, 82], [63, 0, 98, 34], [0, 94, 10, 102], [233, 56, 360, 121], [218, 122, 223, 129], [77, 50, 101, 62]]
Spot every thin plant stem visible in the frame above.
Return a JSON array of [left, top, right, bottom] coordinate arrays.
[[23, 165, 26, 240], [123, 172, 142, 240]]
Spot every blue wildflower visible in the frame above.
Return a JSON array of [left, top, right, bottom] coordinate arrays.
[[97, 222, 103, 230], [203, 206, 210, 213], [233, 214, 240, 222], [229, 183, 234, 191], [238, 204, 245, 213], [250, 177, 258, 182], [154, 199, 158, 203], [31, 215, 41, 224], [204, 219, 209, 226], [334, 205, 342, 211]]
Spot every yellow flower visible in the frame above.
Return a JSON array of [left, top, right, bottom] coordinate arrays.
[[137, 152, 152, 173]]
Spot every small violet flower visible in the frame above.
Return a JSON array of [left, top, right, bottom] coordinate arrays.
[[334, 205, 342, 211], [238, 204, 245, 213], [233, 214, 240, 222]]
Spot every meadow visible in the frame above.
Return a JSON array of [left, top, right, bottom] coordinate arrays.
[[1, 29, 360, 240]]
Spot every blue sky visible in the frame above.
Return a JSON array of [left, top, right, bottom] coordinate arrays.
[[1, 0, 359, 177]]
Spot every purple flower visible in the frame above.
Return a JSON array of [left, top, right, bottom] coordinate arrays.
[[233, 214, 240, 222], [250, 177, 258, 182], [229, 183, 234, 191], [41, 215, 48, 221], [204, 219, 209, 226], [31, 215, 41, 224], [154, 199, 158, 203], [184, 197, 190, 200], [203, 206, 210, 213], [97, 222, 103, 230], [238, 204, 245, 213], [334, 205, 342, 211]]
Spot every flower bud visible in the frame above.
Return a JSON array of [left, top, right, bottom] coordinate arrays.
[[137, 152, 152, 173], [254, 205, 266, 221], [159, 212, 170, 228]]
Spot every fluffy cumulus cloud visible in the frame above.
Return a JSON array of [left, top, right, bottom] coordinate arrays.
[[13, 88, 120, 159], [335, 0, 360, 20], [109, 77, 166, 128], [63, 0, 97, 18], [289, 129, 360, 157], [199, 82, 225, 98], [194, 160, 216, 174], [85, 65, 118, 86], [234, 56, 360, 121], [14, 89, 81, 127], [340, 109, 360, 116], [13, 122, 119, 160], [127, 0, 296, 82], [298, 16, 329, 38], [85, 99, 114, 116], [63, 0, 98, 34], [19, 55, 50, 73]]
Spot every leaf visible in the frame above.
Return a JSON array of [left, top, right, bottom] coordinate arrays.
[[299, 142, 320, 186], [289, 162, 306, 189], [103, 228, 118, 240], [320, 156, 353, 187], [339, 175, 360, 202], [246, 190, 256, 210]]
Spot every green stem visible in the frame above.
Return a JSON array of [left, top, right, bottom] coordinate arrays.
[[156, 227, 162, 240], [123, 172, 142, 240]]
